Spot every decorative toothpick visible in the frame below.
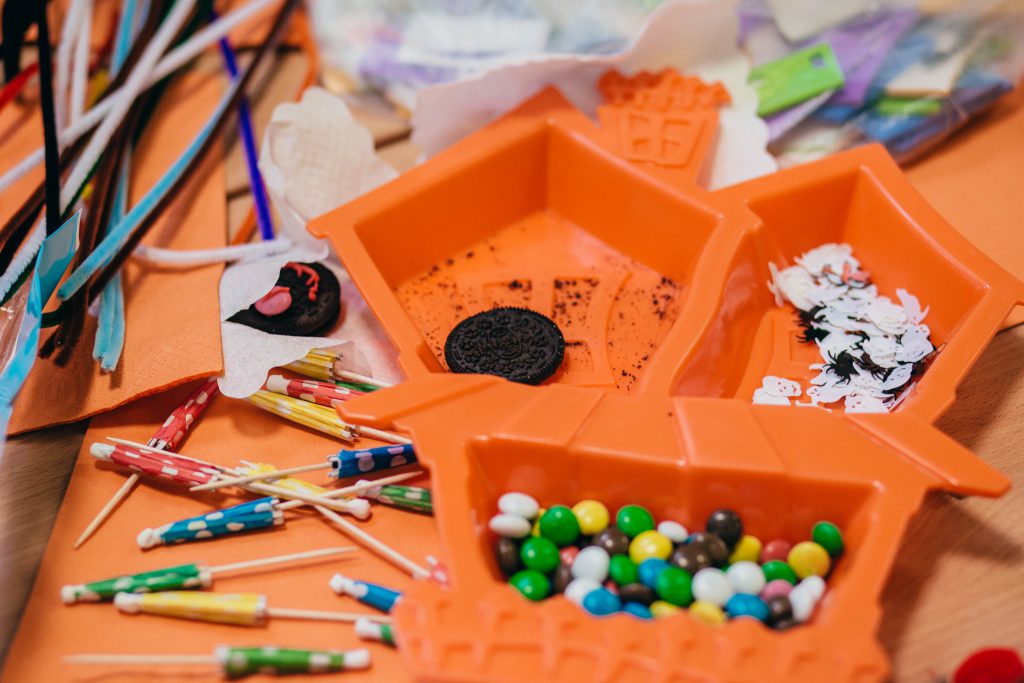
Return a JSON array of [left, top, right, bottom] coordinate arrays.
[[61, 546, 355, 604]]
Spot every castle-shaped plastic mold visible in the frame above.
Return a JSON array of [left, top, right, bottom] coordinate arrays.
[[310, 70, 1024, 683]]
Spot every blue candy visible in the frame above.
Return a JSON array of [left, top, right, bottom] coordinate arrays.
[[581, 587, 621, 616], [637, 558, 670, 589], [330, 444, 417, 479], [622, 602, 653, 620], [725, 593, 770, 622]]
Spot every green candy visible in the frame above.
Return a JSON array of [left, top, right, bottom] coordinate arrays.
[[616, 505, 655, 538], [761, 560, 798, 585], [655, 566, 693, 606], [539, 506, 580, 547], [520, 537, 560, 573], [608, 554, 638, 586], [510, 569, 550, 601], [812, 521, 844, 557]]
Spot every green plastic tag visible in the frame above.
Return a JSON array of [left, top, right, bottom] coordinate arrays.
[[750, 43, 845, 116], [875, 96, 943, 117]]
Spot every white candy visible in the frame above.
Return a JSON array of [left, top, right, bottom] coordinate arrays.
[[692, 568, 734, 607], [571, 546, 610, 583], [564, 578, 601, 606], [789, 584, 817, 622], [797, 576, 826, 602], [657, 521, 688, 544], [488, 514, 532, 538], [498, 492, 539, 520], [726, 561, 766, 595]]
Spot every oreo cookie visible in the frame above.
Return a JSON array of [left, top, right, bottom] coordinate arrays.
[[444, 307, 565, 385], [229, 261, 341, 336]]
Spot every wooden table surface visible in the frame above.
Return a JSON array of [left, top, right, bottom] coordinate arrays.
[[1, 57, 1023, 682]]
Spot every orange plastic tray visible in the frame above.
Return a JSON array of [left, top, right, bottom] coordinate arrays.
[[310, 71, 1024, 682]]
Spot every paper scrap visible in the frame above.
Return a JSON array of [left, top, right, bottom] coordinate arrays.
[[412, 0, 777, 191]]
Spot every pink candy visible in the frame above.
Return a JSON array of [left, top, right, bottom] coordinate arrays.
[[760, 579, 793, 601]]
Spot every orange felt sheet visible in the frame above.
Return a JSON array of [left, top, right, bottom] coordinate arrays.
[[4, 65, 227, 434], [905, 87, 1024, 328], [3, 380, 435, 682]]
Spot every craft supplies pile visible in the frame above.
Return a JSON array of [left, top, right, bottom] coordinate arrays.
[[0, 0, 1022, 682]]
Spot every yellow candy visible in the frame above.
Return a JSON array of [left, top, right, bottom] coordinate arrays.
[[628, 530, 673, 564], [689, 600, 726, 626], [532, 509, 546, 537], [572, 500, 610, 535], [650, 600, 681, 618], [787, 541, 831, 579], [728, 535, 763, 565]]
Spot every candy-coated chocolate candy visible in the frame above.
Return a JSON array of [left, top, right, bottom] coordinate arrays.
[[686, 532, 729, 567], [761, 560, 798, 585], [498, 492, 539, 520], [532, 509, 545, 536], [571, 546, 610, 583], [551, 565, 572, 594], [692, 568, 734, 607], [490, 514, 532, 538], [603, 579, 619, 594], [564, 578, 601, 606], [539, 506, 580, 547], [766, 595, 792, 624], [798, 575, 826, 602], [572, 500, 610, 535], [655, 567, 694, 607], [812, 521, 844, 557], [760, 539, 792, 563], [637, 558, 670, 589], [623, 602, 653, 619], [582, 587, 621, 616], [725, 594, 770, 622], [559, 546, 580, 567], [728, 535, 762, 564], [788, 583, 817, 622], [618, 582, 655, 606], [689, 600, 726, 626], [616, 505, 655, 538], [788, 542, 831, 579], [593, 527, 630, 556], [657, 521, 688, 544], [705, 509, 743, 547], [773, 617, 797, 630], [629, 530, 673, 564], [726, 561, 766, 595], [521, 537, 560, 573], [510, 570, 549, 601], [496, 537, 522, 576], [608, 554, 638, 586], [650, 600, 681, 618], [670, 544, 711, 574], [760, 579, 793, 601]]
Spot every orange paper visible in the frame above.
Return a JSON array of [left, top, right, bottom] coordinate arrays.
[[3, 380, 434, 682], [4, 66, 227, 434]]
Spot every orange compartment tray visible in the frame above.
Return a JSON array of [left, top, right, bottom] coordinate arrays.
[[310, 70, 1024, 682]]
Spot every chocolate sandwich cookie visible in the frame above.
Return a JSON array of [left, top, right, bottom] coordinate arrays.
[[229, 261, 342, 336], [444, 307, 565, 385]]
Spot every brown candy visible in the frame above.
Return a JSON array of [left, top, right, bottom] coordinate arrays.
[[772, 617, 797, 631], [766, 596, 792, 624], [705, 509, 743, 548], [550, 564, 573, 594], [496, 537, 522, 576], [670, 544, 711, 574], [617, 583, 655, 606], [593, 527, 630, 556], [686, 532, 729, 567]]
